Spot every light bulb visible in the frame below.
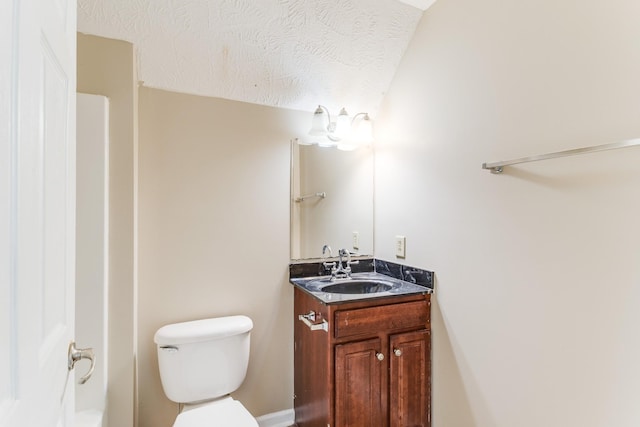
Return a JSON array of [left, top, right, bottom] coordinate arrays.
[[352, 114, 373, 144], [334, 108, 351, 139]]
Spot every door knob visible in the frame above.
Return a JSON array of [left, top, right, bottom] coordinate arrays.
[[376, 352, 385, 361], [393, 348, 402, 357], [68, 341, 95, 385]]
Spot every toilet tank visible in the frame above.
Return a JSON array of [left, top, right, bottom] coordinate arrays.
[[154, 315, 253, 404]]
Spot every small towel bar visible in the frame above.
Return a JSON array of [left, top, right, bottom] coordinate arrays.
[[295, 192, 327, 203], [482, 138, 640, 173]]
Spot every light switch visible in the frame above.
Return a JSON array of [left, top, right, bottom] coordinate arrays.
[[395, 236, 406, 258], [352, 231, 360, 250]]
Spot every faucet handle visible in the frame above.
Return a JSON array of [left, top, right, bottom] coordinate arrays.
[[323, 261, 336, 272], [339, 249, 359, 266]]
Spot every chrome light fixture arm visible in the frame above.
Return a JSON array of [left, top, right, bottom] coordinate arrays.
[[350, 112, 368, 123]]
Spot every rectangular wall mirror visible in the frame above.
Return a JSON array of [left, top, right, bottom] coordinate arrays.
[[290, 141, 374, 260]]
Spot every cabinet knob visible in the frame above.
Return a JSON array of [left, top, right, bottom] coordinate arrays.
[[376, 352, 385, 361], [393, 348, 402, 357]]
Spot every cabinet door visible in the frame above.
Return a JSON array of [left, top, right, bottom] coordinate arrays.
[[335, 338, 384, 427], [390, 330, 431, 427]]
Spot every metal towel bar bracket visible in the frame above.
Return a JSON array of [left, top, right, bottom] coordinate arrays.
[[482, 138, 640, 173]]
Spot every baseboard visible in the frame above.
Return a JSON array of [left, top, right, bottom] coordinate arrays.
[[255, 408, 295, 427]]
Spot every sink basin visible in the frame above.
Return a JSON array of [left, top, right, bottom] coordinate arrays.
[[309, 278, 396, 294], [291, 272, 431, 303], [321, 280, 394, 294]]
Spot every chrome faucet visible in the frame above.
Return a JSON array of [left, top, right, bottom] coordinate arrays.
[[321, 245, 336, 274], [322, 244, 332, 259], [333, 248, 359, 279]]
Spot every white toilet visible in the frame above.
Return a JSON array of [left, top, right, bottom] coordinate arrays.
[[154, 315, 259, 427]]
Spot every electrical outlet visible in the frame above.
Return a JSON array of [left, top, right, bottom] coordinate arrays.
[[352, 231, 359, 250], [395, 236, 406, 258]]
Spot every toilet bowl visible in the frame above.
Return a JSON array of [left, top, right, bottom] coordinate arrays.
[[154, 316, 258, 427], [174, 397, 257, 427]]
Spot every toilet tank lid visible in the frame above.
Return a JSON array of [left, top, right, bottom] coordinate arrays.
[[154, 315, 253, 346]]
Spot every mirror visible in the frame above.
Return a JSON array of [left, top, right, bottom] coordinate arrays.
[[290, 141, 374, 260]]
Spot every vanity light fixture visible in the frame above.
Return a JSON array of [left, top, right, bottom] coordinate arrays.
[[305, 105, 373, 150], [343, 112, 373, 151]]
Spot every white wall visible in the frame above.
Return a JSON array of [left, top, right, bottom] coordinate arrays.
[[375, 0, 640, 426], [76, 93, 109, 417]]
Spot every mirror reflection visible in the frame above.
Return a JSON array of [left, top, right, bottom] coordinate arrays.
[[290, 142, 374, 260]]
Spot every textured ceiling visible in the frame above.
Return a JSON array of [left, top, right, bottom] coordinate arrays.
[[397, 0, 438, 10], [78, 0, 428, 116]]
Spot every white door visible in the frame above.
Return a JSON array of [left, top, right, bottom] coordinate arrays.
[[1, 0, 78, 425]]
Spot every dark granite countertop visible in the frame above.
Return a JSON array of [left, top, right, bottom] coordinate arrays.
[[289, 259, 434, 304]]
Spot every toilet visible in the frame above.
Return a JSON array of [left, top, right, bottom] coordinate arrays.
[[154, 315, 259, 427]]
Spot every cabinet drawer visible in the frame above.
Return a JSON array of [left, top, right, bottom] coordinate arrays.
[[334, 300, 429, 339]]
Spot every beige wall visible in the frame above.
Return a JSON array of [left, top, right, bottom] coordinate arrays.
[[137, 87, 309, 427], [375, 0, 640, 426], [77, 34, 137, 427]]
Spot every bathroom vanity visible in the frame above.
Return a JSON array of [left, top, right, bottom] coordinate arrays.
[[291, 261, 432, 427]]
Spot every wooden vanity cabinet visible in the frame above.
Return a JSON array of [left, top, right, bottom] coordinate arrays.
[[293, 287, 431, 427]]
